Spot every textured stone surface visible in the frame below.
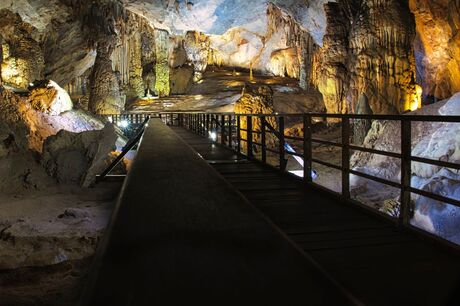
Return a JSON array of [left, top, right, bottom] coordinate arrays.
[[410, 0, 460, 101], [89, 40, 124, 114], [154, 29, 170, 97], [28, 80, 73, 116], [170, 65, 194, 95], [350, 93, 460, 244], [0, 9, 44, 89], [316, 0, 418, 115], [235, 84, 278, 152], [0, 86, 105, 152], [42, 124, 119, 187]]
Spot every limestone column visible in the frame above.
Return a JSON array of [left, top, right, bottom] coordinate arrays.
[[89, 40, 123, 114], [128, 33, 144, 100], [154, 29, 170, 97]]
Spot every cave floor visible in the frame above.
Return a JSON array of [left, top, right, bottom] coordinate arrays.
[[0, 181, 122, 306], [128, 68, 324, 114]]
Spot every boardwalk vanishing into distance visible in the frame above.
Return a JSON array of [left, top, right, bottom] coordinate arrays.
[[83, 116, 460, 306]]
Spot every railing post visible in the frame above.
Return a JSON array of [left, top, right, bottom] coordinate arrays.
[[400, 119, 412, 226], [237, 115, 241, 154], [303, 115, 312, 183], [200, 114, 204, 135], [279, 116, 286, 172], [261, 116, 267, 164], [206, 114, 210, 135], [342, 116, 351, 199], [194, 114, 197, 132], [221, 114, 225, 145], [247, 115, 253, 158], [228, 115, 232, 149]]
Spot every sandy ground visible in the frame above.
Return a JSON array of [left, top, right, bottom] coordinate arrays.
[[0, 181, 122, 306]]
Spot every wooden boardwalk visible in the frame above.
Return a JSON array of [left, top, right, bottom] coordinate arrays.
[[171, 126, 460, 306], [82, 119, 354, 305]]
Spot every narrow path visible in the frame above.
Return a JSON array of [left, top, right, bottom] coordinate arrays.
[[172, 126, 460, 306]]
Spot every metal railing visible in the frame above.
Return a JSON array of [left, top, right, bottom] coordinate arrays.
[[96, 116, 150, 182], [104, 112, 460, 249]]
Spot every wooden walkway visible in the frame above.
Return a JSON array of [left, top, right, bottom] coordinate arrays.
[[171, 126, 460, 306], [81, 119, 354, 305]]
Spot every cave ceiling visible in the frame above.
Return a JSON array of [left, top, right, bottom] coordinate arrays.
[[0, 0, 331, 45]]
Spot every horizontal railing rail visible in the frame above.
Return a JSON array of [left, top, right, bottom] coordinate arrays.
[[103, 112, 460, 249], [96, 116, 150, 182]]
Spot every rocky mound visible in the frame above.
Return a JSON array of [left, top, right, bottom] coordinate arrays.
[[350, 93, 460, 244]]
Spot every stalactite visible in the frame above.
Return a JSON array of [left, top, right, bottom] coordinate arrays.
[[265, 3, 318, 83], [315, 0, 417, 115], [184, 31, 210, 82]]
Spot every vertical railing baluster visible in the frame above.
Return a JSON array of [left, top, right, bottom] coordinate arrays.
[[220, 114, 225, 145], [303, 115, 312, 183], [279, 116, 286, 172], [206, 114, 210, 136], [342, 116, 351, 199], [261, 116, 267, 164], [401, 119, 412, 225], [247, 115, 253, 158], [228, 115, 232, 149], [237, 115, 241, 154]]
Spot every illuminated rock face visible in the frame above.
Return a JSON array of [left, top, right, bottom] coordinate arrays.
[[154, 29, 171, 97], [235, 84, 277, 153], [410, 0, 460, 101], [28, 81, 73, 116], [89, 40, 124, 115], [0, 86, 104, 152], [316, 0, 418, 115], [128, 33, 145, 101], [42, 124, 119, 187], [184, 31, 210, 81], [0, 9, 44, 89]]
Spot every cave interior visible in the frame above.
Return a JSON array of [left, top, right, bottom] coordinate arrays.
[[0, 0, 460, 305]]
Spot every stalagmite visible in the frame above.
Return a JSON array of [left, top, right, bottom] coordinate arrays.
[[154, 29, 170, 97], [89, 40, 123, 114]]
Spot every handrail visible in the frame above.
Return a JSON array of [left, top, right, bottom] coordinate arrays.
[[160, 112, 460, 249], [101, 111, 460, 248], [127, 111, 460, 122], [96, 116, 150, 183]]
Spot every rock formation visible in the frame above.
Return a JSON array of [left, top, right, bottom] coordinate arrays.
[[235, 84, 278, 153], [316, 0, 419, 115], [0, 82, 104, 152], [184, 31, 210, 82], [410, 0, 460, 102], [0, 9, 44, 89], [42, 124, 119, 187], [350, 94, 460, 244], [89, 40, 124, 114], [154, 29, 171, 97]]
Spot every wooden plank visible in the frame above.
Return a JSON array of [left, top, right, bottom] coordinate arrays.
[[82, 119, 353, 306]]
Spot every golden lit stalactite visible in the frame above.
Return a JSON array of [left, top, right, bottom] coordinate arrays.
[[154, 29, 170, 97]]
